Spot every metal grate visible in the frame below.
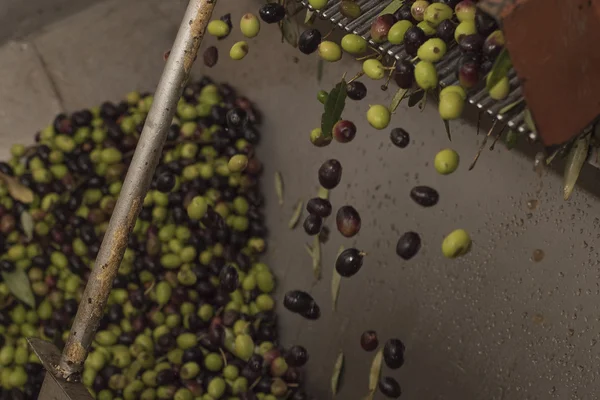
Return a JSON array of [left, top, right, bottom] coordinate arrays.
[[298, 0, 534, 137]]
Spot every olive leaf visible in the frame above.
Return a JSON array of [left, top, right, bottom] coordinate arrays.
[[1, 268, 35, 308], [443, 119, 452, 142], [331, 245, 344, 311], [20, 211, 34, 241], [389, 88, 408, 113], [312, 235, 321, 281], [288, 200, 303, 229], [486, 48, 512, 93], [563, 134, 590, 201], [407, 90, 424, 108], [321, 79, 348, 138], [305, 9, 316, 25], [524, 108, 537, 132], [305, 243, 313, 258], [275, 172, 284, 206], [318, 187, 329, 200], [331, 350, 345, 395], [504, 129, 518, 150], [0, 171, 34, 204], [379, 0, 404, 16], [498, 98, 524, 115], [281, 18, 298, 47], [368, 348, 384, 393], [317, 58, 324, 84]]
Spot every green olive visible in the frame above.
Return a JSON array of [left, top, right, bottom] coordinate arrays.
[[318, 41, 342, 62], [176, 333, 198, 350], [240, 13, 261, 38], [207, 377, 226, 398], [223, 364, 239, 380], [388, 20, 413, 44], [187, 196, 208, 220], [230, 41, 249, 60], [207, 20, 230, 38], [423, 3, 453, 27], [366, 105, 391, 130], [417, 38, 447, 62], [362, 59, 385, 80], [487, 75, 510, 100], [414, 61, 438, 90], [442, 229, 472, 258], [204, 353, 223, 371], [256, 294, 275, 311], [434, 149, 460, 175], [308, 0, 328, 10], [454, 20, 476, 43], [310, 127, 332, 147], [234, 334, 255, 360], [440, 85, 466, 100], [411, 0, 430, 21], [228, 154, 248, 172], [341, 34, 367, 55], [317, 90, 329, 105], [438, 92, 464, 120], [417, 20, 437, 36]]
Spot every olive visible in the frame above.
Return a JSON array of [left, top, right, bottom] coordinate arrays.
[[393, 5, 416, 23], [360, 330, 379, 351], [403, 26, 427, 56], [285, 345, 309, 367], [434, 148, 459, 174], [335, 248, 365, 278], [379, 376, 402, 398], [207, 20, 230, 38], [457, 60, 479, 89], [487, 75, 510, 100], [442, 229, 471, 258], [156, 173, 176, 193], [370, 14, 396, 43], [259, 3, 286, 24], [396, 231, 421, 260], [339, 0, 361, 19], [388, 20, 413, 45], [226, 108, 248, 130], [436, 19, 456, 43], [459, 34, 484, 53], [306, 198, 332, 218], [341, 34, 367, 55], [346, 81, 367, 101], [363, 59, 385, 80], [410, 186, 439, 207], [230, 41, 249, 60], [303, 214, 323, 236], [475, 8, 498, 37], [394, 60, 415, 89], [283, 290, 315, 314], [298, 29, 322, 55], [423, 3, 452, 27], [383, 338, 406, 369], [240, 13, 261, 38], [482, 30, 504, 61], [318, 41, 342, 62], [454, 20, 477, 43], [0, 260, 15, 273], [336, 205, 361, 237], [318, 159, 342, 189], [332, 120, 357, 143], [455, 0, 475, 22], [367, 105, 391, 130], [411, 0, 430, 21], [219, 265, 239, 292], [300, 301, 321, 320], [390, 128, 410, 148]]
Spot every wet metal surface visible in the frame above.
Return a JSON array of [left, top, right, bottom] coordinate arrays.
[[3, 0, 600, 399]]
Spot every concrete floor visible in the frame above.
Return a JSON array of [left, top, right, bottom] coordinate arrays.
[[3, 0, 600, 399]]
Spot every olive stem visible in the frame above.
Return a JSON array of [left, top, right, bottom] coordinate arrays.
[[410, 56, 419, 63], [355, 53, 379, 62], [347, 71, 364, 84], [469, 119, 498, 170], [476, 111, 481, 135], [489, 124, 507, 151], [322, 28, 335, 40], [381, 62, 396, 91]]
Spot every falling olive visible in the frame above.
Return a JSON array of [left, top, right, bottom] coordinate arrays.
[[396, 231, 421, 260], [360, 330, 379, 352], [383, 338, 406, 369], [335, 248, 365, 278], [335, 205, 361, 237], [318, 159, 342, 189], [303, 214, 323, 236], [306, 197, 332, 218], [409, 186, 439, 207], [379, 376, 402, 398]]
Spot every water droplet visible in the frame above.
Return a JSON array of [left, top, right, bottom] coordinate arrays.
[[532, 249, 544, 262]]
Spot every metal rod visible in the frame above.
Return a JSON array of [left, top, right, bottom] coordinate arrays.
[[48, 0, 218, 382]]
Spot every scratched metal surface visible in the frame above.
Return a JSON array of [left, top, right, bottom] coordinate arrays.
[[3, 0, 600, 399]]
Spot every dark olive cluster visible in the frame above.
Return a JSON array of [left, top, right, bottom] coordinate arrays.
[[0, 78, 312, 400]]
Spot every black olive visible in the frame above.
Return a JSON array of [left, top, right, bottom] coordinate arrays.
[[0, 162, 14, 176], [394, 60, 414, 89], [259, 3, 286, 24], [283, 290, 314, 314], [248, 354, 264, 371], [182, 348, 205, 364], [303, 214, 322, 236], [475, 8, 498, 37], [360, 330, 379, 351], [298, 29, 322, 55], [346, 81, 367, 101], [335, 205, 361, 238], [156, 369, 177, 386], [0, 260, 15, 273], [379, 376, 402, 398], [306, 197, 332, 218], [300, 301, 320, 320], [383, 338, 406, 369], [222, 310, 239, 327], [219, 13, 233, 40], [403, 26, 426, 57], [318, 159, 342, 189], [156, 172, 176, 193], [335, 248, 365, 278], [393, 5, 416, 23], [409, 186, 439, 207], [256, 377, 273, 393], [285, 345, 309, 367], [390, 128, 410, 148], [459, 34, 484, 54], [396, 231, 421, 260], [226, 108, 248, 130]]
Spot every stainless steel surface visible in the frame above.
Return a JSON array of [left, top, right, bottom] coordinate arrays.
[[46, 0, 216, 385], [28, 339, 94, 400], [3, 0, 600, 399]]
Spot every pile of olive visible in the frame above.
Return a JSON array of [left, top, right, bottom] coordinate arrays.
[[0, 78, 311, 400]]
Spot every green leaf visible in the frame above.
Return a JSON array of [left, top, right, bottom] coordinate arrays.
[[389, 88, 408, 113], [486, 48, 512, 93], [312, 235, 321, 281], [498, 98, 524, 115], [318, 187, 329, 200], [563, 134, 590, 200], [407, 89, 424, 108], [331, 350, 345, 395], [504, 129, 518, 149], [524, 108, 537, 132], [317, 59, 324, 84], [20, 211, 33, 241], [305, 9, 316, 25], [331, 245, 344, 312], [288, 200, 303, 229], [379, 0, 404, 16], [368, 349, 384, 393], [0, 172, 34, 204], [443, 119, 452, 142], [2, 268, 35, 308], [321, 79, 348, 138], [281, 17, 298, 47]]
